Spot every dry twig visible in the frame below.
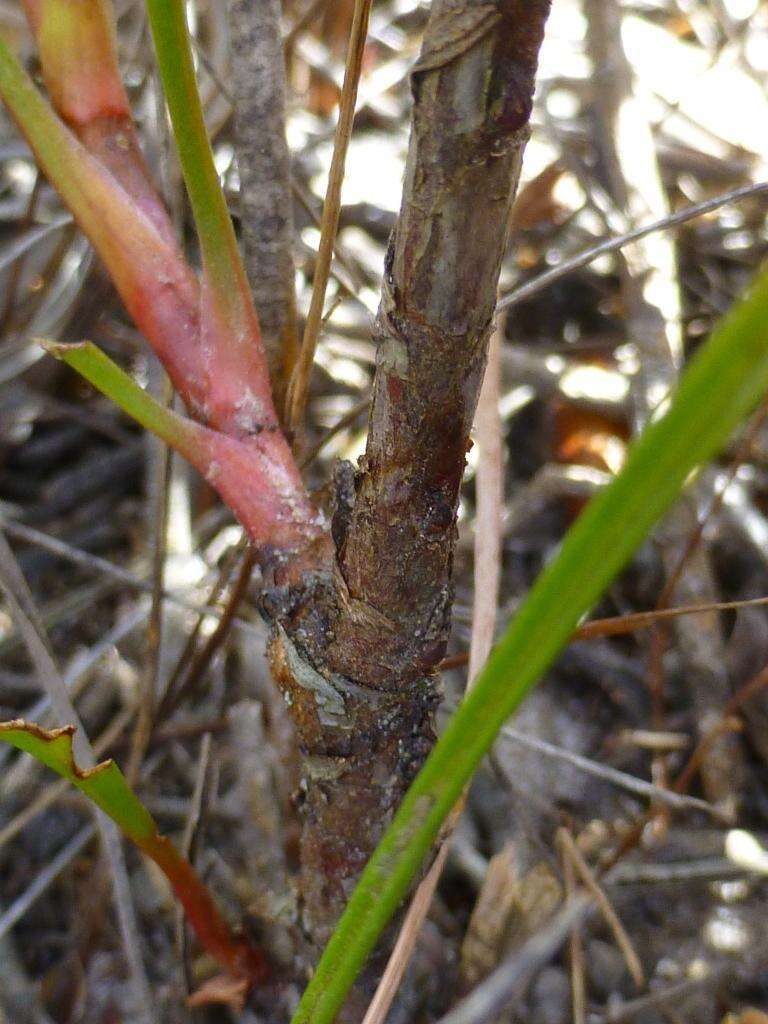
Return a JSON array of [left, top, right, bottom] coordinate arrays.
[[287, 0, 373, 433]]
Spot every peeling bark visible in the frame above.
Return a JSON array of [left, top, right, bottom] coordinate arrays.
[[266, 0, 552, 953]]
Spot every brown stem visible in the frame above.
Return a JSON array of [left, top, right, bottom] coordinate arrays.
[[19, 0, 553, 992], [269, 0, 552, 960], [328, 0, 550, 686]]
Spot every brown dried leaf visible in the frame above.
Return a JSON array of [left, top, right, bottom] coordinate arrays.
[[186, 975, 249, 1013], [460, 843, 520, 988], [509, 161, 565, 232]]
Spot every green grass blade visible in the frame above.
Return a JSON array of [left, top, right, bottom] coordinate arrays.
[[42, 340, 204, 459], [291, 265, 768, 1024], [144, 0, 280, 431], [144, 0, 249, 317]]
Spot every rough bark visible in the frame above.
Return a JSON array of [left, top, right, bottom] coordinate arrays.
[[228, 0, 299, 400], [267, 0, 552, 954]]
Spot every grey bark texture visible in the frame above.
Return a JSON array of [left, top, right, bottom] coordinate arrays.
[[228, 0, 298, 395]]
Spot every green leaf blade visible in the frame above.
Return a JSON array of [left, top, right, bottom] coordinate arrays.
[[0, 721, 157, 844], [42, 340, 204, 459], [44, 339, 325, 552], [0, 720, 267, 981], [144, 0, 282, 433], [144, 3, 250, 322]]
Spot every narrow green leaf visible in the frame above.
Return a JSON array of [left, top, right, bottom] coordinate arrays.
[[292, 265, 768, 1024], [44, 340, 322, 551], [0, 720, 155, 842], [144, 0, 280, 432], [0, 720, 267, 980], [144, 0, 248, 316], [42, 339, 204, 459], [0, 34, 93, 205]]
